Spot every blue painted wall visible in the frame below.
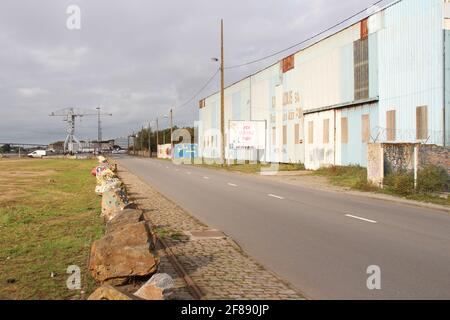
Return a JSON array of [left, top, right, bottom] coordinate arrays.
[[340, 103, 378, 167]]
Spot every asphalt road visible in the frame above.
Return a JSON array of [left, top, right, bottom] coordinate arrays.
[[115, 156, 450, 300]]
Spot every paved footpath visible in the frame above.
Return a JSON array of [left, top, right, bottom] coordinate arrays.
[[118, 166, 304, 300]]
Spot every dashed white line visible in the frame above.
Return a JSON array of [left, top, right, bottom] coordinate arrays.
[[268, 194, 284, 200], [227, 183, 238, 187], [186, 172, 192, 175], [203, 176, 210, 180], [345, 214, 377, 224]]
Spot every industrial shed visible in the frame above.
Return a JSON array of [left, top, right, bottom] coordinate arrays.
[[199, 0, 450, 170]]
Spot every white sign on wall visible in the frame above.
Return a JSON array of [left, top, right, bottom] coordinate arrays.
[[229, 120, 266, 149]]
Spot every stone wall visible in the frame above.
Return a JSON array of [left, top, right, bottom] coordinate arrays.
[[367, 143, 450, 187], [383, 143, 416, 175], [418, 144, 450, 175]]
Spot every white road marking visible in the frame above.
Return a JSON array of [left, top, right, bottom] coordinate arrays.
[[345, 214, 377, 224], [187, 172, 192, 175], [268, 194, 284, 200], [227, 183, 238, 187], [203, 176, 210, 180]]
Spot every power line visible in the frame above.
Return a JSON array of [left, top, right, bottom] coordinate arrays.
[[172, 68, 220, 111], [142, 68, 219, 132], [225, 0, 386, 70], [141, 0, 389, 132]]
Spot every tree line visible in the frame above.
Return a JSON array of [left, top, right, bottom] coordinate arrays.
[[131, 126, 195, 151]]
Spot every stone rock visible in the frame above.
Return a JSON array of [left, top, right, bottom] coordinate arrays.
[[95, 178, 123, 196], [104, 221, 151, 247], [101, 187, 133, 221], [105, 209, 144, 234], [133, 273, 174, 300], [88, 284, 137, 300], [89, 222, 159, 285]]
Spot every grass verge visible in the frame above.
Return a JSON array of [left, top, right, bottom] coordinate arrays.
[[314, 165, 450, 206], [0, 158, 103, 299], [192, 160, 305, 174]]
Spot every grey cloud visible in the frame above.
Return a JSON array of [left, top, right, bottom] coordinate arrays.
[[0, 0, 385, 143]]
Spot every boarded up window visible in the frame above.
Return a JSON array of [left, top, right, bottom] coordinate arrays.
[[282, 55, 295, 73], [362, 114, 370, 143], [360, 18, 369, 39], [354, 38, 369, 100], [295, 123, 300, 144], [341, 117, 348, 144], [272, 127, 276, 145], [386, 110, 396, 141], [416, 106, 428, 140], [283, 125, 287, 145], [308, 121, 314, 144], [323, 119, 330, 144]]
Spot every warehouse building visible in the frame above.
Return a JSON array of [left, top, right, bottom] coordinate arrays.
[[198, 0, 450, 169]]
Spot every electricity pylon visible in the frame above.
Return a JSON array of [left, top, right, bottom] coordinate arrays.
[[49, 107, 112, 154]]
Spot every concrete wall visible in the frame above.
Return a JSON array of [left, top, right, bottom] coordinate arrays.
[[367, 143, 384, 187]]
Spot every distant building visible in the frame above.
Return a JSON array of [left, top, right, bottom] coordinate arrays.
[[79, 140, 115, 152], [199, 0, 450, 169], [48, 141, 65, 153], [113, 137, 129, 150], [49, 140, 115, 153]]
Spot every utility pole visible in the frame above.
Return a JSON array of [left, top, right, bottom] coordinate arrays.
[[148, 122, 151, 158], [140, 125, 144, 154], [220, 19, 225, 165], [170, 109, 174, 159], [156, 118, 159, 158]]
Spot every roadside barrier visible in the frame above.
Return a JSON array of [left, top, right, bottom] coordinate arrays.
[[87, 156, 169, 300]]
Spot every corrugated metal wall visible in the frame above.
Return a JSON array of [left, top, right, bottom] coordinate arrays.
[[304, 110, 336, 170], [377, 0, 444, 145], [338, 103, 378, 167], [199, 0, 447, 168], [445, 29, 450, 147]]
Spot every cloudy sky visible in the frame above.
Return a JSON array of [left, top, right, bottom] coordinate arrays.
[[0, 0, 389, 144]]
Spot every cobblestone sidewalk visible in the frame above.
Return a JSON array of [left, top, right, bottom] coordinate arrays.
[[118, 166, 305, 300]]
